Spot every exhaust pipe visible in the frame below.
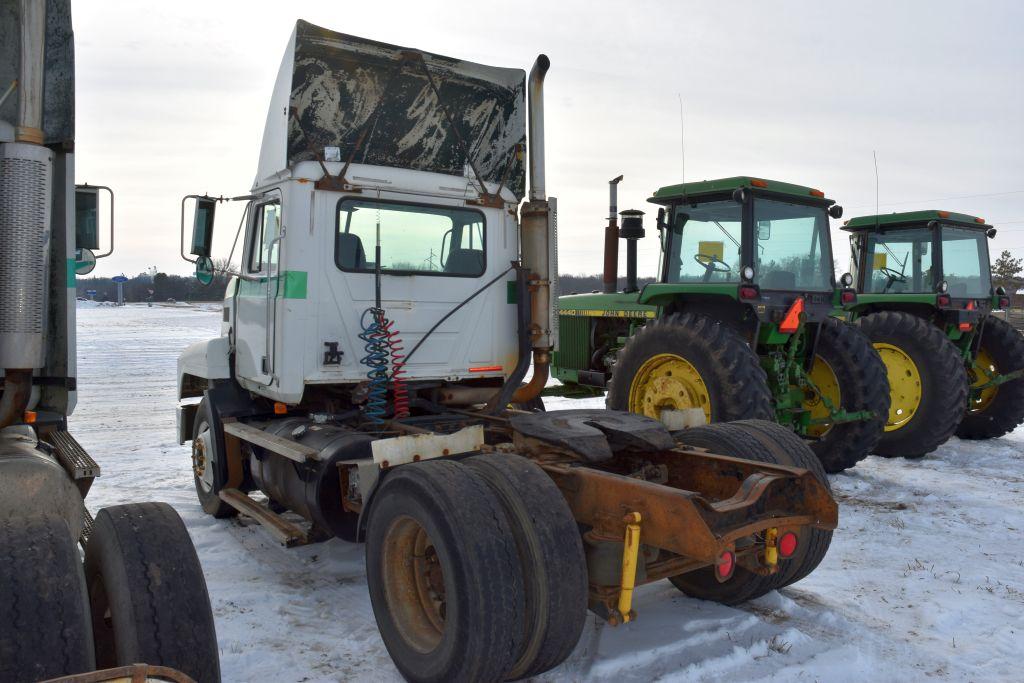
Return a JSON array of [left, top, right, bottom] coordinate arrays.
[[511, 55, 552, 403], [0, 0, 52, 428], [603, 176, 623, 293]]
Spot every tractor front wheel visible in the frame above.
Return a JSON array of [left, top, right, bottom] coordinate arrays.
[[956, 316, 1024, 439]]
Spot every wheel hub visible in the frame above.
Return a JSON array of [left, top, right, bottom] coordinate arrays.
[[875, 342, 922, 432], [192, 427, 215, 492], [968, 348, 999, 413], [628, 353, 711, 424], [381, 515, 446, 654]]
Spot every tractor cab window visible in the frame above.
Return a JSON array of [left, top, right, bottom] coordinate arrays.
[[864, 228, 933, 294], [751, 199, 833, 291], [941, 226, 990, 297], [666, 201, 742, 283], [335, 199, 486, 277]]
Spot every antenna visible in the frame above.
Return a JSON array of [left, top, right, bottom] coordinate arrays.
[[678, 93, 685, 185], [873, 150, 880, 228]]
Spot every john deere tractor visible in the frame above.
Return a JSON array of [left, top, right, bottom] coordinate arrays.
[[553, 176, 890, 473], [843, 210, 1024, 450]]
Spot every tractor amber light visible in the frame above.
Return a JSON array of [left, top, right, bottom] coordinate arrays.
[[937, 294, 951, 306], [841, 290, 856, 304], [750, 178, 768, 188], [938, 210, 950, 218], [975, 217, 985, 224], [23, 410, 36, 424], [966, 300, 976, 311], [809, 188, 825, 198], [273, 402, 288, 415], [715, 549, 735, 582], [739, 286, 759, 300], [469, 365, 503, 373], [779, 297, 805, 333], [778, 532, 798, 558]]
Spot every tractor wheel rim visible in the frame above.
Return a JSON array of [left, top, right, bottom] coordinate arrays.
[[627, 352, 711, 424], [802, 356, 841, 438], [968, 348, 999, 413], [875, 342, 923, 432], [381, 515, 446, 654], [193, 425, 215, 492]]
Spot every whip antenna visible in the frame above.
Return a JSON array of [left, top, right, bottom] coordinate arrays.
[[678, 93, 685, 185]]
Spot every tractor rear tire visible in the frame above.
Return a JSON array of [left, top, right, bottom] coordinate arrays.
[[670, 422, 822, 605], [806, 318, 890, 473], [607, 313, 774, 424], [84, 503, 221, 683], [0, 514, 95, 682], [465, 453, 587, 680], [192, 398, 236, 518], [856, 311, 968, 457], [727, 420, 833, 588], [365, 460, 526, 683], [956, 316, 1024, 439]]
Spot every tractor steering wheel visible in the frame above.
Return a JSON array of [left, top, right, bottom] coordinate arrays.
[[879, 267, 906, 283], [694, 253, 732, 273]]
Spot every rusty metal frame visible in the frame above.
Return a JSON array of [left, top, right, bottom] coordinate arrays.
[[39, 663, 196, 683]]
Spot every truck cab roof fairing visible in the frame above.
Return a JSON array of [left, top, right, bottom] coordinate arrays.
[[255, 20, 526, 197]]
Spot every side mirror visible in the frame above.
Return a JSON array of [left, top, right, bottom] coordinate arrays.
[[195, 256, 215, 286], [75, 184, 114, 257], [828, 204, 843, 219], [191, 197, 217, 258], [656, 207, 667, 230], [756, 221, 771, 241]]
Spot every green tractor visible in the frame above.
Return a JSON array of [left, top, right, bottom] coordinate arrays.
[[553, 176, 890, 473], [842, 210, 1024, 451]]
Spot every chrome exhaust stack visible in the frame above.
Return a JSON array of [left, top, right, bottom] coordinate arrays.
[[0, 0, 53, 427]]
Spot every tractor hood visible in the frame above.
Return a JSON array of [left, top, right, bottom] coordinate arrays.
[[255, 20, 526, 197]]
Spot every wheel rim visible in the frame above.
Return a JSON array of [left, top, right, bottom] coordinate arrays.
[[381, 515, 446, 654], [192, 423, 215, 493], [874, 342, 923, 432], [627, 352, 712, 424], [967, 348, 999, 413], [802, 356, 840, 438]]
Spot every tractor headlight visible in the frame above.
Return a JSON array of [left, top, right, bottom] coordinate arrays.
[[741, 266, 755, 282], [840, 272, 853, 287]]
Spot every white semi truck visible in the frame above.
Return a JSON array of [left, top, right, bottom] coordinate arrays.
[[177, 21, 839, 682], [0, 2, 219, 681]]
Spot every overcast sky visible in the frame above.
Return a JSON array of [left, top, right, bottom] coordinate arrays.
[[71, 0, 1024, 280]]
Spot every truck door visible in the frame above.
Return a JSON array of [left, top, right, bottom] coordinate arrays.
[[235, 200, 281, 384]]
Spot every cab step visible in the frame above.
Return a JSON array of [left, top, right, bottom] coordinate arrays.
[[218, 488, 314, 547]]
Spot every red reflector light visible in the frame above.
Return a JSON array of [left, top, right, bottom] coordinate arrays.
[[778, 532, 798, 558], [959, 322, 972, 332], [841, 290, 856, 304], [809, 188, 825, 198], [469, 365, 503, 373], [999, 297, 1010, 309], [779, 297, 805, 333], [715, 550, 735, 581], [937, 294, 951, 306], [739, 286, 759, 300], [751, 178, 768, 188]]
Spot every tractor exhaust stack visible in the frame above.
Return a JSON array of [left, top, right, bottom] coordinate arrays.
[[603, 176, 623, 293]]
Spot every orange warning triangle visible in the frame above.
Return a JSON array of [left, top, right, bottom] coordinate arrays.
[[779, 297, 805, 333]]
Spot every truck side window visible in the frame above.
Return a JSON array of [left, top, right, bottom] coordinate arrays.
[[249, 202, 281, 274]]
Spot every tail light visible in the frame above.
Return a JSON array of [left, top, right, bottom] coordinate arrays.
[[739, 286, 759, 300], [841, 289, 856, 304], [715, 549, 735, 582], [778, 532, 799, 558], [937, 294, 951, 307], [999, 297, 1010, 309]]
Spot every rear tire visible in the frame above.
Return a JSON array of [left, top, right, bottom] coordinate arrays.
[[608, 313, 774, 424], [856, 311, 968, 457], [192, 398, 236, 518], [956, 316, 1024, 439], [365, 460, 526, 683], [670, 423, 789, 605], [0, 514, 95, 682], [464, 453, 587, 680], [84, 502, 221, 683], [806, 318, 890, 472]]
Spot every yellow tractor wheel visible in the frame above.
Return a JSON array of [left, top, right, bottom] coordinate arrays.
[[875, 342, 923, 432], [627, 353, 712, 425]]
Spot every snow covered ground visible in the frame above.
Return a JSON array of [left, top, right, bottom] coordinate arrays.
[[73, 304, 1024, 682]]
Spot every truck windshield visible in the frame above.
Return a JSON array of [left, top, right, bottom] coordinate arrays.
[[666, 201, 742, 283], [335, 198, 485, 277], [941, 226, 991, 297], [752, 199, 833, 291], [864, 227, 933, 293]]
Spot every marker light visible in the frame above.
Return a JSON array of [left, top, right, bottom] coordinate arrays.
[[938, 211, 950, 218], [778, 532, 799, 558], [809, 188, 825, 198], [937, 294, 951, 307], [751, 178, 768, 188], [959, 322, 973, 332], [715, 549, 736, 582], [779, 297, 805, 334], [999, 297, 1010, 309], [975, 217, 985, 224], [841, 290, 856, 304], [739, 286, 759, 300]]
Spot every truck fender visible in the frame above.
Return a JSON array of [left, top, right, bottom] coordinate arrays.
[[178, 337, 232, 400]]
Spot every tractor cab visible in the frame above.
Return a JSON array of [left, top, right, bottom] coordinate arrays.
[[843, 210, 1005, 334], [642, 176, 851, 331]]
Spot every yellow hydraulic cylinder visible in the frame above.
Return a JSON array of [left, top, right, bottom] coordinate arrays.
[[617, 512, 642, 624], [764, 527, 779, 567]]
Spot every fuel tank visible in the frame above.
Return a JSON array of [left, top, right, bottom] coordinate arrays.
[[248, 418, 374, 542]]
